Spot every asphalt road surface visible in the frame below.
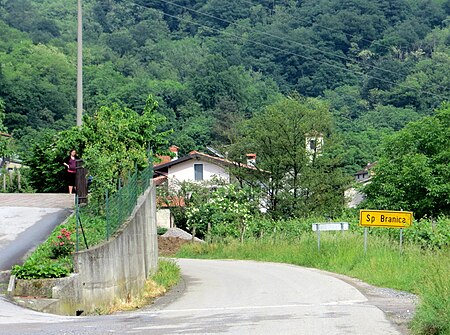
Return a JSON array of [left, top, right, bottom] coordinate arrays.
[[0, 207, 71, 271], [0, 258, 402, 335]]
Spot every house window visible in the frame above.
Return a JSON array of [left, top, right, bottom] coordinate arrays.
[[194, 163, 203, 181], [309, 139, 316, 150]]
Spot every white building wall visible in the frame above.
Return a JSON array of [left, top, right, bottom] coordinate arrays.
[[167, 159, 230, 187], [156, 208, 173, 228]]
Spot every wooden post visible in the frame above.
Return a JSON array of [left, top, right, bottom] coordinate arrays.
[[76, 159, 88, 204]]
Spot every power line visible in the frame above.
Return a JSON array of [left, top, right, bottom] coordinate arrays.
[[131, 0, 448, 101], [147, 0, 449, 94], [236, 0, 412, 54]]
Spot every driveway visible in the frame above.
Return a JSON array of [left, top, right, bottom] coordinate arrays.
[[0, 194, 73, 271]]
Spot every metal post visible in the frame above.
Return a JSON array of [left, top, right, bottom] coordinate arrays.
[[118, 178, 122, 226], [364, 228, 368, 255], [400, 228, 403, 254], [75, 194, 79, 252], [316, 224, 320, 252]]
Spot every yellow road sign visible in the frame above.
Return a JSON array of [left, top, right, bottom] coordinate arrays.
[[359, 210, 413, 228]]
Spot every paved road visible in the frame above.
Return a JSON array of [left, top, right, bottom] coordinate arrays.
[[0, 259, 402, 335], [0, 194, 73, 271]]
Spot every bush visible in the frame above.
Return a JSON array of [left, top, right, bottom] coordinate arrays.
[[157, 227, 168, 235], [50, 228, 75, 258], [12, 260, 70, 279], [186, 184, 257, 241]]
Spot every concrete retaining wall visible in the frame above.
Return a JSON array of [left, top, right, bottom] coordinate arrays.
[[54, 183, 158, 315]]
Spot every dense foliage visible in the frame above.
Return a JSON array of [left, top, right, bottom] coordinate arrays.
[[229, 96, 350, 218], [21, 96, 169, 201], [0, 0, 449, 174], [363, 104, 450, 219]]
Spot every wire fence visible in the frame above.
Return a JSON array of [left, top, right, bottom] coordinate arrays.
[[75, 165, 153, 251], [105, 165, 153, 239]]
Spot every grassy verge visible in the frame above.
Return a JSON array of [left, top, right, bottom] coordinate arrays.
[[177, 233, 449, 335], [94, 259, 181, 314]]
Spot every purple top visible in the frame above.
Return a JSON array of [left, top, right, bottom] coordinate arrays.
[[66, 157, 77, 173]]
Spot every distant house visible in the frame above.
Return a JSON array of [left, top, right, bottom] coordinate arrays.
[[354, 162, 377, 182], [345, 162, 377, 208], [305, 132, 324, 162], [154, 146, 256, 228], [153, 146, 256, 188]]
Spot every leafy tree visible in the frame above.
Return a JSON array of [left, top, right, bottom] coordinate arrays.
[[363, 103, 450, 219], [0, 99, 13, 160], [384, 49, 450, 113], [230, 95, 348, 218], [22, 97, 171, 200]]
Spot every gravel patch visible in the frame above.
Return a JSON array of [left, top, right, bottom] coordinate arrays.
[[317, 270, 418, 335], [162, 228, 203, 242]]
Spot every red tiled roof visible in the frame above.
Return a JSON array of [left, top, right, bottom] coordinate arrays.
[[186, 150, 257, 170], [154, 155, 172, 167], [157, 195, 186, 207]]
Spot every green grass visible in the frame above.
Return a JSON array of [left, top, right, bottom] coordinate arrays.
[[151, 259, 181, 289], [177, 232, 450, 335]]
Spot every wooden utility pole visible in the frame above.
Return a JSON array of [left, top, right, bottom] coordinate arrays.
[[77, 0, 83, 127]]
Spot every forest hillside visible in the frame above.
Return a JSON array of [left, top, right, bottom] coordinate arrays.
[[0, 0, 449, 173]]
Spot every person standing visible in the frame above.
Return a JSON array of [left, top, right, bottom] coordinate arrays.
[[63, 149, 77, 194]]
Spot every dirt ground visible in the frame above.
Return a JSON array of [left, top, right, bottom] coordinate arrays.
[[158, 236, 196, 256]]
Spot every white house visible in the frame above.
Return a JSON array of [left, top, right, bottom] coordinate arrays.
[[153, 146, 256, 228], [345, 162, 377, 208]]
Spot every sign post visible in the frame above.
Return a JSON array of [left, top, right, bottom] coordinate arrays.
[[312, 222, 349, 252], [364, 228, 368, 255], [400, 228, 403, 253], [359, 210, 413, 254]]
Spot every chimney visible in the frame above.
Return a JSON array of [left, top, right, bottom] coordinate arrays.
[[169, 145, 179, 161], [246, 153, 256, 167]]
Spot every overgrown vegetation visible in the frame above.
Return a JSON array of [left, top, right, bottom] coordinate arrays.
[[363, 104, 450, 219], [12, 223, 75, 279]]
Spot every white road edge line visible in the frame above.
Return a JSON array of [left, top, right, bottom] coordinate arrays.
[[142, 300, 368, 314]]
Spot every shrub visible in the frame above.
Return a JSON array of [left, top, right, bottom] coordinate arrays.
[[411, 261, 450, 335], [50, 228, 75, 258], [186, 184, 258, 241], [12, 260, 70, 279], [157, 227, 168, 235]]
